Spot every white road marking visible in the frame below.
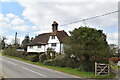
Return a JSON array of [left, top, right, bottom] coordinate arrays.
[[22, 67, 47, 77], [7, 61, 17, 65]]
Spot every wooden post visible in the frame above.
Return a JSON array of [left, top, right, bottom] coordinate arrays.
[[95, 62, 97, 76]]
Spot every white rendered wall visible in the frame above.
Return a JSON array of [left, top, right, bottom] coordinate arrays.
[[27, 45, 45, 53], [27, 36, 64, 53]]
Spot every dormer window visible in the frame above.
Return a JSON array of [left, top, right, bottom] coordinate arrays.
[[51, 35, 55, 39]]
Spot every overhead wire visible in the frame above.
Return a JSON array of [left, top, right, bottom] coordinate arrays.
[[27, 10, 119, 34]]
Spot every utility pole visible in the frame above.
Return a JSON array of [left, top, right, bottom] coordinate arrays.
[[15, 32, 17, 47]]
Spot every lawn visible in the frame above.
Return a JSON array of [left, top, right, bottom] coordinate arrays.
[[1, 53, 116, 79]]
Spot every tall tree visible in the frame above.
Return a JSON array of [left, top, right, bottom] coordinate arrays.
[[109, 44, 118, 56], [22, 35, 30, 51], [0, 36, 6, 49], [64, 27, 111, 71]]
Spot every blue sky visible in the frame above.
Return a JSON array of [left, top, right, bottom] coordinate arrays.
[[2, 2, 23, 16], [0, 2, 36, 43], [0, 1, 118, 44]]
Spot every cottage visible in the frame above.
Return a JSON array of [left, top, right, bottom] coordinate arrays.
[[27, 21, 68, 54]]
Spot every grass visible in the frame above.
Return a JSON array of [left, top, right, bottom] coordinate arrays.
[[1, 53, 116, 79], [112, 65, 120, 69], [110, 61, 120, 69]]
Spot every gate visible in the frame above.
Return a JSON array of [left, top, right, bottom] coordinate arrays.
[[95, 62, 110, 76]]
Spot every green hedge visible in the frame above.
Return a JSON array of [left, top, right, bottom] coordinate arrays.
[[25, 55, 39, 62], [3, 47, 17, 56], [3, 47, 27, 59], [43, 59, 55, 66], [43, 54, 80, 68], [39, 53, 46, 63]]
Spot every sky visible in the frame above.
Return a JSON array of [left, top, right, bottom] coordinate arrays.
[[0, 0, 119, 45]]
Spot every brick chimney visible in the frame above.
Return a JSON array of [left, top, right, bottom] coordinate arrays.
[[52, 21, 58, 32]]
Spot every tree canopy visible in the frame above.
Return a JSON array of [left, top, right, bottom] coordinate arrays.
[[0, 36, 6, 49], [64, 27, 111, 60], [22, 35, 30, 51]]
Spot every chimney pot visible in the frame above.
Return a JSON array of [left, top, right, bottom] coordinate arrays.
[[52, 21, 58, 32]]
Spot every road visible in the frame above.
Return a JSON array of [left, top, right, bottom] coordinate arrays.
[[0, 55, 119, 80], [0, 55, 79, 78]]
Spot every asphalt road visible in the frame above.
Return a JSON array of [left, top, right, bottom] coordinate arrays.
[[0, 55, 80, 78], [0, 55, 119, 80]]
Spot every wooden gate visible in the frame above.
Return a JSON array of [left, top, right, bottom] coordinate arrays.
[[95, 62, 110, 76]]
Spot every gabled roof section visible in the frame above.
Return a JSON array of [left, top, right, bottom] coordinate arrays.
[[54, 30, 68, 43], [28, 30, 68, 46], [28, 33, 51, 46]]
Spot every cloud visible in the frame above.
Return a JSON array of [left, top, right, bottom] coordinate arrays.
[[6, 13, 18, 19], [0, 13, 31, 44], [0, 1, 118, 45], [107, 32, 118, 44], [0, 13, 30, 32], [11, 17, 25, 25], [17, 2, 118, 44]]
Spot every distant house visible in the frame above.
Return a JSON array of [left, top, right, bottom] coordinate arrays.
[[27, 21, 68, 54]]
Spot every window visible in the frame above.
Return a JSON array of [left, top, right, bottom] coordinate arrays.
[[51, 36, 55, 39], [29, 46, 33, 49], [51, 43, 56, 47], [37, 45, 41, 48]]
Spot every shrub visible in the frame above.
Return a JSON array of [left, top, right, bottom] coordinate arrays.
[[43, 59, 55, 66], [96, 59, 109, 64], [53, 54, 66, 67], [14, 51, 26, 58], [3, 47, 17, 56], [65, 58, 79, 68], [109, 57, 120, 63], [51, 53, 55, 59], [46, 54, 51, 60], [78, 60, 95, 72], [53, 54, 79, 68], [25, 55, 39, 62], [39, 53, 46, 63]]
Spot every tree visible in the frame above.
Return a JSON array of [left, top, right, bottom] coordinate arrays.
[[109, 44, 118, 56], [46, 48, 55, 59], [0, 36, 6, 49], [64, 26, 111, 71], [22, 35, 30, 51], [12, 38, 20, 48]]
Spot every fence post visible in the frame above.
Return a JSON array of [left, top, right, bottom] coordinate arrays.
[[95, 62, 97, 76]]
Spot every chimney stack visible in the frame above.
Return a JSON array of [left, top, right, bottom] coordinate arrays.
[[52, 21, 58, 32]]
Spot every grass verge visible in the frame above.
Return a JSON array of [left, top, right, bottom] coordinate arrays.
[[2, 54, 116, 79], [112, 65, 120, 69]]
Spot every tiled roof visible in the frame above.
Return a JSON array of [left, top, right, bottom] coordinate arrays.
[[28, 30, 68, 46]]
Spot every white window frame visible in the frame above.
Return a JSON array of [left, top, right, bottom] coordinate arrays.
[[51, 35, 55, 39], [51, 43, 56, 47]]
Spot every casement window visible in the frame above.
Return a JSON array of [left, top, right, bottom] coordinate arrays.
[[51, 35, 55, 39], [51, 43, 56, 47], [29, 46, 33, 49], [37, 45, 41, 48]]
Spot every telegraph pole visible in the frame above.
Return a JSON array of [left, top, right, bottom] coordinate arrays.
[[15, 32, 17, 47]]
